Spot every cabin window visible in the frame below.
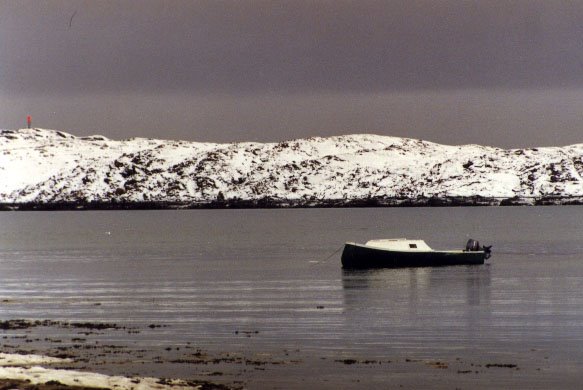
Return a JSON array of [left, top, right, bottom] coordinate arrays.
[[409, 244, 417, 248]]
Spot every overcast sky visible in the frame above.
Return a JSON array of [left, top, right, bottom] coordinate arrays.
[[2, 0, 583, 147]]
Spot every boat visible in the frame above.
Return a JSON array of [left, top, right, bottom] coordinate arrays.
[[341, 238, 492, 269]]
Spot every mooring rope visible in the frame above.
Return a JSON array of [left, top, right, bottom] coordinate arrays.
[[310, 245, 344, 265]]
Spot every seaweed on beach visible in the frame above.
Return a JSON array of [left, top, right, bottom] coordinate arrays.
[[0, 319, 125, 331], [485, 363, 518, 368], [0, 379, 105, 390]]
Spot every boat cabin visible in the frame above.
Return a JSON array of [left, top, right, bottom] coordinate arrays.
[[364, 238, 433, 252]]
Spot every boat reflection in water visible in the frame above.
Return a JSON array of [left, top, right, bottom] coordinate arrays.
[[340, 266, 492, 355]]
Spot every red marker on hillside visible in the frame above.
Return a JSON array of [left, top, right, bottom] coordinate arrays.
[[27, 115, 32, 129]]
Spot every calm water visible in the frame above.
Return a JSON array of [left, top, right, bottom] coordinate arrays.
[[1, 207, 583, 388]]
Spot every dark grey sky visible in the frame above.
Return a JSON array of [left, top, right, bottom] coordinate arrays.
[[1, 0, 583, 147]]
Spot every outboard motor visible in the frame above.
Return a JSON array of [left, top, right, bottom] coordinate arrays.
[[466, 239, 481, 252], [465, 239, 492, 259]]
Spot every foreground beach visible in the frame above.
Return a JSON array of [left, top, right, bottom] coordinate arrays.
[[1, 318, 580, 389]]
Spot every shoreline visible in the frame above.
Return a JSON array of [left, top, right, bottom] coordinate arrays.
[[1, 195, 583, 211]]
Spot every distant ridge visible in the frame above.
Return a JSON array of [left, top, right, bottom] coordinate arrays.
[[1, 128, 582, 209]]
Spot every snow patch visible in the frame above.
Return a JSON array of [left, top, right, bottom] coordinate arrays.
[[0, 353, 198, 389]]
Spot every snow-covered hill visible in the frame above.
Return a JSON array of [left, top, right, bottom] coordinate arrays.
[[1, 128, 582, 208]]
